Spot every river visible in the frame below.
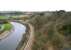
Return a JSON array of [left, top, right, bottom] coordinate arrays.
[[0, 22, 26, 50]]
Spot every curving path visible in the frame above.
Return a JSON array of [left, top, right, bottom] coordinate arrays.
[[23, 23, 34, 50], [19, 20, 34, 50]]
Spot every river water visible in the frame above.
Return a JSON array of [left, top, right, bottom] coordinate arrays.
[[0, 22, 26, 50]]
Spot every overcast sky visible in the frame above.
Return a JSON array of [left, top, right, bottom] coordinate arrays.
[[0, 0, 71, 11]]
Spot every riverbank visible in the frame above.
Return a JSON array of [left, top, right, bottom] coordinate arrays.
[[0, 23, 14, 40], [16, 20, 34, 50], [16, 22, 30, 50], [0, 22, 13, 34], [23, 23, 34, 50]]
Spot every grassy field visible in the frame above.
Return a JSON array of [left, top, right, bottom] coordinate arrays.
[[3, 23, 12, 31], [0, 16, 12, 31], [0, 16, 8, 19]]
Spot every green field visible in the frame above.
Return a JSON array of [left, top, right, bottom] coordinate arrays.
[[0, 16, 8, 19], [3, 23, 12, 31], [0, 16, 12, 31]]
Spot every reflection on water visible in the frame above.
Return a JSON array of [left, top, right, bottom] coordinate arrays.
[[0, 22, 26, 50]]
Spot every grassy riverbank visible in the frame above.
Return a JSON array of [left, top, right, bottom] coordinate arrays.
[[0, 22, 12, 34], [0, 15, 13, 29], [3, 22, 12, 31], [0, 16, 13, 34]]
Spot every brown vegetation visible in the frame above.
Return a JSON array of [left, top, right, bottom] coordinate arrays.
[[28, 10, 71, 50]]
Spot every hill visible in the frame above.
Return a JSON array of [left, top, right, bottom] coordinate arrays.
[[28, 10, 71, 50]]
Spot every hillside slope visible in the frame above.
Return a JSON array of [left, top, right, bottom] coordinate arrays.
[[28, 10, 71, 50]]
